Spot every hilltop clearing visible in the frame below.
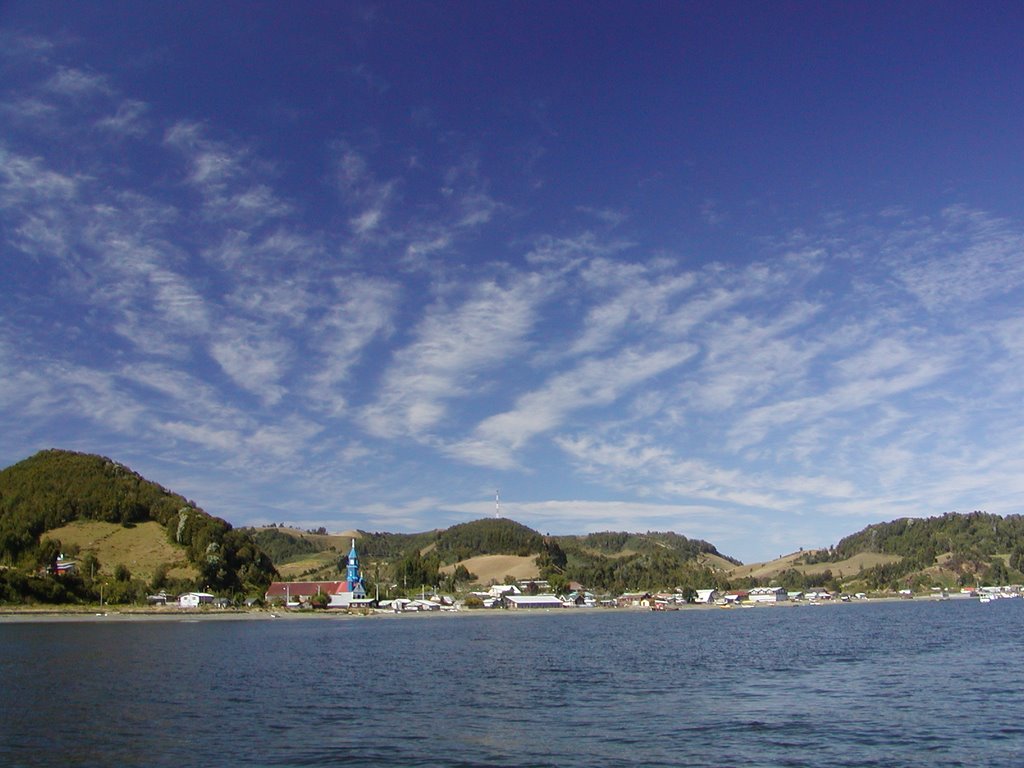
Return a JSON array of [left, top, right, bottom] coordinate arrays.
[[440, 554, 540, 585], [45, 520, 198, 582], [728, 551, 901, 581]]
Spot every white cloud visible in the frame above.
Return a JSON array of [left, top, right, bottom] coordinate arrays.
[[308, 276, 399, 415], [45, 67, 112, 98], [96, 99, 148, 137], [359, 275, 549, 438], [164, 121, 290, 222], [0, 149, 81, 204], [570, 259, 697, 355], [351, 206, 384, 235], [209, 324, 292, 405], [890, 206, 1024, 312], [451, 342, 698, 468], [159, 421, 240, 452]]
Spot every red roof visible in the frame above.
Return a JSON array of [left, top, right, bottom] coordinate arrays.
[[265, 581, 349, 598]]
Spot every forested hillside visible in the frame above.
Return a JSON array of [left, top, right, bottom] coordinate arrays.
[[0, 449, 276, 603], [831, 512, 1024, 561], [244, 519, 739, 596], [787, 512, 1024, 591], [433, 518, 544, 561], [543, 530, 735, 595]]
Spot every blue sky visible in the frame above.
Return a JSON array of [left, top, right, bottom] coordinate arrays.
[[3, 3, 1024, 563]]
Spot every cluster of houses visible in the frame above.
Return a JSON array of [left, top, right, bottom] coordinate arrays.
[[113, 538, 1024, 612], [157, 582, 1023, 611], [250, 579, 866, 613], [51, 543, 1024, 612]]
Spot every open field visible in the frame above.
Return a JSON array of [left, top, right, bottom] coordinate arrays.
[[699, 552, 740, 571], [276, 553, 340, 578], [728, 550, 902, 581], [440, 554, 540, 585], [45, 520, 198, 581]]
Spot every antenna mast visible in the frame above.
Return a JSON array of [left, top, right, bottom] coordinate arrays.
[[495, 489, 501, 519]]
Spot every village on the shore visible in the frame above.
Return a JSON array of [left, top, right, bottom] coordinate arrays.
[[151, 538, 1023, 613]]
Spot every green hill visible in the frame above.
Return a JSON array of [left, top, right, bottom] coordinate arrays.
[[0, 449, 276, 604], [542, 530, 736, 595], [433, 517, 544, 561], [735, 512, 1024, 593]]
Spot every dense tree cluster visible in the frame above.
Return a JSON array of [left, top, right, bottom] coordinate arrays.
[[560, 547, 725, 595], [808, 512, 1024, 590], [433, 518, 544, 562], [831, 512, 1024, 562], [250, 528, 322, 564], [556, 530, 738, 564]]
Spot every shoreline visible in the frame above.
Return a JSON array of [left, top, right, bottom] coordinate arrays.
[[0, 594, 970, 623]]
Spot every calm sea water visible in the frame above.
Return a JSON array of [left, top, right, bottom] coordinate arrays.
[[1, 599, 1022, 767]]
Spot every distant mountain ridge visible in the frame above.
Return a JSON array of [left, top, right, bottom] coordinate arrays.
[[4, 450, 1024, 605], [247, 517, 739, 595]]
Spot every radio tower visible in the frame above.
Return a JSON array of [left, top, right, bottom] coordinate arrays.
[[495, 489, 501, 519]]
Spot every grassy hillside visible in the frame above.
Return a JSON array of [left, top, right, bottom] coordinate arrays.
[[0, 449, 276, 603], [439, 554, 540, 584], [728, 551, 901, 581], [557, 530, 737, 563], [45, 520, 198, 582], [728, 512, 1024, 593]]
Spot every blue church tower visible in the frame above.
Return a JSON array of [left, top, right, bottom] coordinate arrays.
[[345, 539, 367, 598]]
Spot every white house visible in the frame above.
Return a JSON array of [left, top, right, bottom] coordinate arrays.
[[488, 584, 522, 598], [178, 592, 214, 608], [748, 586, 788, 604], [504, 594, 564, 609], [694, 589, 720, 604]]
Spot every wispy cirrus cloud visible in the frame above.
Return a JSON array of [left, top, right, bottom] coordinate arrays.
[[307, 277, 399, 416], [44, 67, 112, 99], [95, 98, 148, 137], [886, 206, 1024, 313], [454, 342, 698, 468], [164, 120, 291, 223], [333, 143, 398, 237], [209, 322, 293, 406], [0, 149, 81, 204], [359, 274, 550, 439], [570, 258, 698, 355]]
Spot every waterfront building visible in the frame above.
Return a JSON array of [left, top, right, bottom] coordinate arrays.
[[265, 538, 369, 608], [504, 594, 564, 609], [748, 586, 789, 604], [179, 592, 214, 608]]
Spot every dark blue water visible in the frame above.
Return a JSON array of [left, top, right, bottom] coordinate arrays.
[[1, 599, 1022, 767]]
